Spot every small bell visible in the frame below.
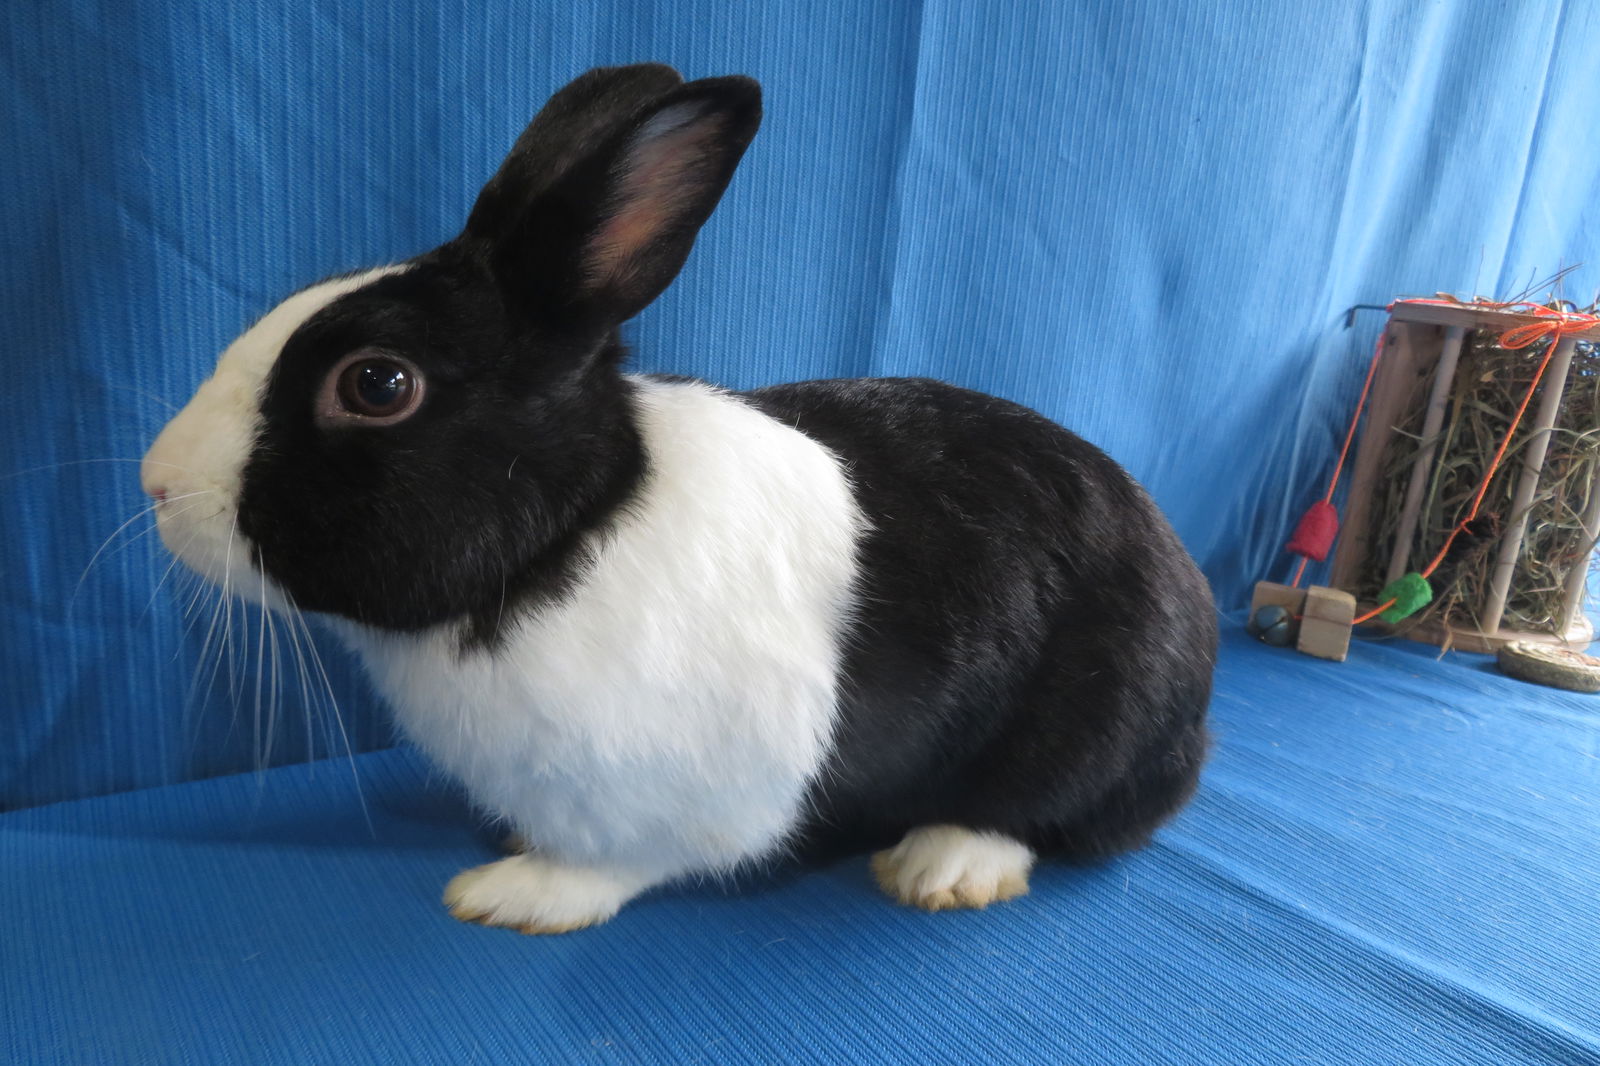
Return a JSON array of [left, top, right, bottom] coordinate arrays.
[[1247, 604, 1298, 647]]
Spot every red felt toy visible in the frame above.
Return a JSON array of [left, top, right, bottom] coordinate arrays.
[[1285, 501, 1338, 562]]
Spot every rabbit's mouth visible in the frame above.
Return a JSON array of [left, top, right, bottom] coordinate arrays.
[[147, 485, 281, 607]]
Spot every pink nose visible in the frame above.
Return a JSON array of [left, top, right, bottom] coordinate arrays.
[[150, 487, 168, 503]]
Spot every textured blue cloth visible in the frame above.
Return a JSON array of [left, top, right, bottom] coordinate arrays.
[[3, 6, 1600, 1059], [4, 1, 1600, 807], [5, 625, 1598, 1064]]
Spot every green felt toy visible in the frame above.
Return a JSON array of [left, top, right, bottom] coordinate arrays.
[[1377, 573, 1432, 624]]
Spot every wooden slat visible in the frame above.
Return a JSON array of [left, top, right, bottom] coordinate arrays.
[[1373, 615, 1594, 655], [1480, 336, 1581, 633], [1388, 300, 1600, 340], [1329, 322, 1426, 589]]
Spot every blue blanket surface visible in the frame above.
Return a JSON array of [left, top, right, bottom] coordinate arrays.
[[5, 626, 1597, 1064]]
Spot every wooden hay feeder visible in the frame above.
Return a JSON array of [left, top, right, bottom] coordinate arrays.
[[1329, 300, 1600, 653]]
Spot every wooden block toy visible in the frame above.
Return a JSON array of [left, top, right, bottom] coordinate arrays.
[[1251, 581, 1308, 616], [1297, 585, 1356, 662]]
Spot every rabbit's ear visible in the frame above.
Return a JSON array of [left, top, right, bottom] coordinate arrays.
[[465, 64, 685, 240], [486, 76, 762, 325]]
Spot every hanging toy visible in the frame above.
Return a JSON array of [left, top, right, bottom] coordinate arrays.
[[1285, 500, 1338, 561], [1245, 326, 1386, 662], [1249, 580, 1356, 661], [1376, 572, 1432, 624]]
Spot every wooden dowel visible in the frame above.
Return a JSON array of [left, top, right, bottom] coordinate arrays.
[[1482, 336, 1579, 634], [1559, 460, 1600, 637], [1386, 325, 1465, 586], [1331, 325, 1416, 590]]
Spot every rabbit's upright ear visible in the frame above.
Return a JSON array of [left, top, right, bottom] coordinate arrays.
[[466, 63, 685, 238], [475, 75, 762, 326]]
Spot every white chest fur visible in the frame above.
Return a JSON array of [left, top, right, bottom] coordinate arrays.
[[345, 378, 863, 878]]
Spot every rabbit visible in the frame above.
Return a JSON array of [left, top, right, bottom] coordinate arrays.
[[141, 63, 1216, 934]]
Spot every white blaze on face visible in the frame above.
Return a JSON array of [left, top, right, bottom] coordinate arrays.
[[141, 265, 404, 600]]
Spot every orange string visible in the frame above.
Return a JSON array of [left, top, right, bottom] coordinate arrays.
[[1347, 299, 1600, 626], [1348, 604, 1390, 626], [1290, 329, 1389, 590], [1325, 329, 1387, 504]]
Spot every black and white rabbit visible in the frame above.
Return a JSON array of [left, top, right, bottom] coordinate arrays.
[[142, 64, 1215, 933]]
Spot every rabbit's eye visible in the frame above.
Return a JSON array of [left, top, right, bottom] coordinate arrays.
[[332, 357, 423, 422]]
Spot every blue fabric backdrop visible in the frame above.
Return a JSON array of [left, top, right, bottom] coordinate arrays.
[[3, 0, 1598, 807]]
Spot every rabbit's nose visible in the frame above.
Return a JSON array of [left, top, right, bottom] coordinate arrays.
[[140, 448, 173, 502], [141, 466, 169, 502]]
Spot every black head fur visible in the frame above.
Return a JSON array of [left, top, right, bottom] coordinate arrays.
[[236, 66, 762, 638]]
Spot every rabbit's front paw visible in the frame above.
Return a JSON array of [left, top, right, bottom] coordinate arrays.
[[871, 825, 1034, 911], [443, 854, 647, 934]]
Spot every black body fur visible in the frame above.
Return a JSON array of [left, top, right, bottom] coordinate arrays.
[[746, 379, 1214, 858], [235, 65, 1214, 864]]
